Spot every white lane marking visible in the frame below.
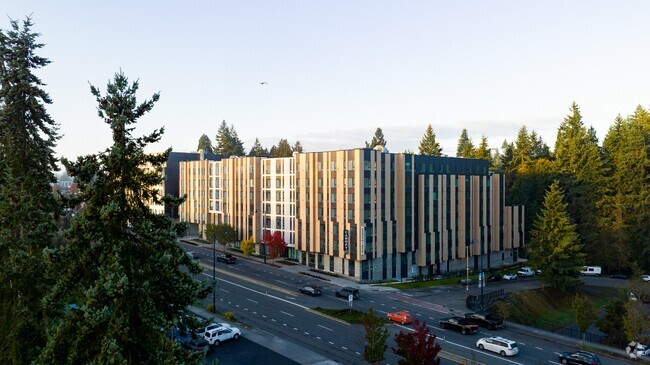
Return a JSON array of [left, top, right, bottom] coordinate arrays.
[[271, 319, 276, 322], [342, 346, 348, 350], [392, 306, 397, 309], [275, 279, 290, 285], [520, 342, 526, 345], [355, 352, 361, 355], [329, 341, 334, 345], [252, 273, 261, 277], [535, 346, 543, 350], [428, 317, 434, 320], [318, 324, 333, 331], [203, 274, 309, 310], [262, 315, 267, 318], [370, 300, 375, 303], [219, 288, 230, 293], [293, 328, 298, 331], [244, 308, 248, 311], [283, 323, 287, 326], [281, 311, 295, 317], [380, 303, 385, 306], [316, 336, 322, 340], [247, 298, 259, 304], [304, 332, 310, 335], [235, 304, 240, 308], [253, 311, 257, 315], [377, 310, 387, 314], [415, 313, 422, 316], [428, 324, 445, 332]]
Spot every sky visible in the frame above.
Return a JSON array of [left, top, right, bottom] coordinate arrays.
[[5, 1, 650, 162]]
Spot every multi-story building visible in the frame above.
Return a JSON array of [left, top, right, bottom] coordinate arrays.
[[178, 147, 524, 282]]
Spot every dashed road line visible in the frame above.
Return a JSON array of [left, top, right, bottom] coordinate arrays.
[[329, 341, 334, 345], [342, 346, 348, 350], [281, 311, 295, 317], [535, 346, 543, 350], [318, 324, 333, 331], [247, 298, 259, 304]]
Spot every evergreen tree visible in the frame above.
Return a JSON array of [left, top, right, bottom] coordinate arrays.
[[196, 134, 214, 154], [365, 127, 387, 149], [215, 120, 245, 156], [248, 138, 268, 157], [418, 124, 442, 156], [40, 72, 207, 365], [292, 140, 304, 153], [512, 126, 533, 173], [528, 181, 585, 292], [596, 293, 627, 345], [456, 128, 475, 158], [529, 130, 551, 160], [474, 135, 491, 162], [272, 138, 293, 157], [553, 103, 604, 265], [554, 102, 603, 183], [0, 17, 61, 365]]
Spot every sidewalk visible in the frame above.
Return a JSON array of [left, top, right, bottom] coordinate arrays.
[[187, 305, 341, 365]]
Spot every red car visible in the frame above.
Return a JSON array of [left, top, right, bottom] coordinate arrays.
[[387, 311, 413, 325]]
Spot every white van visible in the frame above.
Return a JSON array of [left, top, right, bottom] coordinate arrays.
[[580, 266, 602, 276]]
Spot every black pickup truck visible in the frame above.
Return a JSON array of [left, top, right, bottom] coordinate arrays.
[[438, 316, 479, 335], [463, 312, 504, 330]]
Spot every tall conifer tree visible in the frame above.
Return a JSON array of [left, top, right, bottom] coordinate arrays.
[[418, 124, 442, 156], [0, 18, 61, 364], [529, 181, 585, 292], [40, 72, 207, 364], [365, 127, 387, 149], [196, 134, 214, 154], [456, 128, 475, 158]]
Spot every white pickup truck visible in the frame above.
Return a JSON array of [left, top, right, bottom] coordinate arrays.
[[517, 267, 534, 277]]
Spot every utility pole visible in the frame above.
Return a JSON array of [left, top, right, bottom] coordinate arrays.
[[212, 234, 216, 311]]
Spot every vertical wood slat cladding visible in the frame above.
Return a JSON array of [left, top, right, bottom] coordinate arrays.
[[176, 149, 525, 281]]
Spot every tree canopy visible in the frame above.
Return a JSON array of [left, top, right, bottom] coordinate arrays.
[[0, 17, 61, 364], [456, 128, 475, 158], [365, 127, 387, 150], [215, 120, 245, 156], [196, 134, 214, 154], [41, 72, 207, 365], [418, 124, 443, 156], [529, 180, 585, 292], [248, 137, 269, 157]]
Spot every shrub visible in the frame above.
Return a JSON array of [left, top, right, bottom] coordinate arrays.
[[225, 311, 235, 321], [206, 303, 215, 313]]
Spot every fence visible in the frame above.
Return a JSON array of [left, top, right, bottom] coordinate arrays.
[[465, 289, 505, 311]]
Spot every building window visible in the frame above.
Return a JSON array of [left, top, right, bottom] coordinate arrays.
[[348, 160, 354, 170], [348, 209, 354, 219], [331, 161, 336, 171], [331, 178, 337, 187]]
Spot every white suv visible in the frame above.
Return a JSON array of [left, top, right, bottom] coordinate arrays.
[[476, 336, 519, 357], [195, 322, 231, 338], [204, 326, 241, 347]]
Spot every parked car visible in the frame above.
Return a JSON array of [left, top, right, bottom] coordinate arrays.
[[517, 267, 534, 277], [642, 274, 650, 282], [609, 273, 629, 279], [535, 269, 542, 275], [299, 285, 322, 296], [580, 266, 602, 276], [181, 337, 210, 352], [502, 273, 518, 281], [464, 312, 504, 330], [487, 274, 502, 282], [387, 311, 413, 325], [204, 326, 241, 347], [196, 322, 231, 338], [335, 287, 360, 300], [558, 350, 601, 365], [216, 254, 236, 264], [476, 336, 518, 357], [186, 251, 199, 259], [630, 292, 638, 301], [438, 316, 478, 335]]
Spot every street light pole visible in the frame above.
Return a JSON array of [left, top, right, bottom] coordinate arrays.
[[465, 245, 469, 291], [212, 234, 216, 311]]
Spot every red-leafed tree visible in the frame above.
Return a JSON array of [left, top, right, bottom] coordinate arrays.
[[264, 231, 288, 263], [393, 320, 441, 365]]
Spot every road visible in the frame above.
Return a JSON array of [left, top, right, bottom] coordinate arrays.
[[185, 242, 631, 365]]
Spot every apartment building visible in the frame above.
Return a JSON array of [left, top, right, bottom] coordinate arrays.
[[178, 147, 524, 282]]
